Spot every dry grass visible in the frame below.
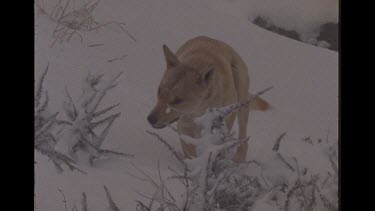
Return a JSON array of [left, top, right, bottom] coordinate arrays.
[[34, 0, 136, 48]]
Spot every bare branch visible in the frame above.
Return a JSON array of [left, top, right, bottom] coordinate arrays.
[[81, 192, 89, 211], [107, 54, 128, 63], [157, 161, 176, 202], [276, 152, 295, 172], [64, 87, 78, 121], [35, 91, 49, 115], [328, 153, 338, 176], [104, 185, 121, 211], [85, 72, 123, 113], [136, 200, 151, 211], [35, 112, 59, 138], [273, 132, 287, 152], [88, 43, 104, 47], [35, 63, 49, 107], [284, 180, 302, 211], [314, 183, 338, 211], [58, 189, 69, 211], [146, 130, 186, 167], [80, 137, 134, 159], [90, 112, 121, 146], [92, 103, 120, 118]]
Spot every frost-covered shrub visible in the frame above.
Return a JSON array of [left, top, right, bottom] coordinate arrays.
[[252, 136, 338, 211], [34, 65, 132, 173], [138, 88, 273, 211], [54, 71, 133, 164], [57, 186, 122, 211], [138, 87, 338, 211], [247, 130, 338, 211], [35, 64, 84, 173], [180, 105, 266, 211], [34, 0, 136, 47]]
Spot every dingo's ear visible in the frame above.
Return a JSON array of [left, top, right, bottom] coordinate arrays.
[[163, 44, 180, 68], [200, 65, 214, 84]]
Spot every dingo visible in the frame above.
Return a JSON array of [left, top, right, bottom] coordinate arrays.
[[147, 36, 269, 161]]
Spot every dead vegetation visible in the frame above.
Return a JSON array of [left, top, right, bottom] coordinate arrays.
[[34, 0, 136, 48], [57, 186, 121, 211], [34, 64, 133, 174]]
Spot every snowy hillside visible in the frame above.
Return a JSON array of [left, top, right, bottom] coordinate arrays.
[[204, 0, 338, 50], [34, 0, 338, 210]]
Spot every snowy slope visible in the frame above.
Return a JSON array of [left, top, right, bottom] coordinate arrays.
[[35, 0, 338, 210], [203, 0, 338, 41]]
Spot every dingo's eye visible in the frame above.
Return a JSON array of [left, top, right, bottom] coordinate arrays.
[[172, 97, 184, 105]]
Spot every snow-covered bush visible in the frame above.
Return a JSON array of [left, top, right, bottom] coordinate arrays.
[[252, 134, 338, 211], [56, 186, 121, 211], [54, 71, 134, 164], [34, 0, 136, 47], [35, 64, 84, 173], [34, 64, 133, 173], [137, 88, 273, 211], [137, 87, 338, 211]]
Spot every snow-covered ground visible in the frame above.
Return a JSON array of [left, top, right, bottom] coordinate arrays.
[[34, 0, 338, 210], [205, 0, 338, 43]]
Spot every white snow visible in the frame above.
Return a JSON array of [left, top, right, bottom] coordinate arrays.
[[35, 0, 338, 210], [204, 0, 338, 42]]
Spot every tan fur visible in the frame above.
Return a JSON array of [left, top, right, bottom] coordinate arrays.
[[147, 36, 270, 162]]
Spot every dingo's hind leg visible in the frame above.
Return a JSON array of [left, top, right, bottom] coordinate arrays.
[[234, 93, 250, 162], [230, 51, 250, 162]]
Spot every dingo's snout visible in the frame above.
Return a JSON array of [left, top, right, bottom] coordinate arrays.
[[147, 104, 180, 129], [147, 114, 158, 126]]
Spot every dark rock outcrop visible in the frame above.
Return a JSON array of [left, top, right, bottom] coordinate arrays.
[[252, 16, 338, 52]]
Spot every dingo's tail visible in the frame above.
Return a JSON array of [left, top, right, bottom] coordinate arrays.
[[249, 94, 271, 111]]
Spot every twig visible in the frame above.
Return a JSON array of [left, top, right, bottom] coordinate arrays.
[[157, 160, 176, 202], [81, 192, 89, 211], [80, 137, 134, 159], [89, 112, 121, 138], [243, 160, 270, 188], [64, 87, 78, 120], [107, 54, 127, 63], [34, 1, 48, 15], [92, 103, 120, 118], [58, 189, 69, 211], [103, 185, 121, 211], [130, 162, 161, 189], [72, 203, 79, 211], [35, 112, 59, 138], [35, 91, 49, 115], [273, 132, 287, 152], [293, 157, 309, 206], [207, 168, 236, 200], [284, 180, 301, 211], [49, 147, 87, 174], [146, 131, 186, 167], [116, 22, 137, 42], [136, 200, 151, 211], [325, 129, 331, 143], [88, 43, 104, 47], [35, 63, 49, 107], [328, 154, 338, 176], [276, 152, 295, 172], [314, 183, 338, 211], [182, 166, 189, 210]]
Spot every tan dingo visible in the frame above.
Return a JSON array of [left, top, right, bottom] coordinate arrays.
[[147, 36, 270, 161]]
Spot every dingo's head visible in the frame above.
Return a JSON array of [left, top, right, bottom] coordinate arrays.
[[147, 44, 214, 129]]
